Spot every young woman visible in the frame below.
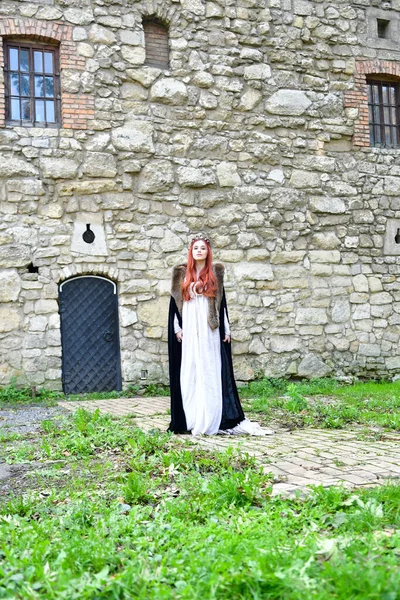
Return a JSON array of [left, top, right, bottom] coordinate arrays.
[[168, 234, 273, 436]]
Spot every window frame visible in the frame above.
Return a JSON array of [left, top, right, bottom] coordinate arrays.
[[367, 78, 400, 149], [4, 38, 61, 128]]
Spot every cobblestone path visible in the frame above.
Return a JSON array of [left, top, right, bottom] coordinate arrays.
[[60, 397, 400, 496]]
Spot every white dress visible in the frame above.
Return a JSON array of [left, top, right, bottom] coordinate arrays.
[[175, 283, 271, 436]]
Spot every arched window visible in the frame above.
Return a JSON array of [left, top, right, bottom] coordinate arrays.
[[143, 19, 169, 70], [4, 38, 60, 126], [367, 77, 400, 148]]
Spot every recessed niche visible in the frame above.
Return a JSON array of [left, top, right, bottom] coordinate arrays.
[[377, 19, 390, 39], [82, 224, 96, 244], [384, 219, 400, 255], [366, 8, 399, 50], [71, 213, 108, 256], [27, 262, 39, 274]]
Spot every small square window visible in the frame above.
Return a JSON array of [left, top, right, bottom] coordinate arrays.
[[4, 40, 60, 126], [377, 19, 390, 39]]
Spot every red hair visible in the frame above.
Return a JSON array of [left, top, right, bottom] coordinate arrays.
[[182, 240, 217, 301]]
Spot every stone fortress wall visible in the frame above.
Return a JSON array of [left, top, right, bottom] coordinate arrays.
[[2, 0, 400, 389]]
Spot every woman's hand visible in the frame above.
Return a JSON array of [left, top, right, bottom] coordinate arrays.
[[223, 334, 231, 343], [176, 330, 183, 342]]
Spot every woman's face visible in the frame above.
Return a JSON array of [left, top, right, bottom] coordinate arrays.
[[192, 241, 208, 262]]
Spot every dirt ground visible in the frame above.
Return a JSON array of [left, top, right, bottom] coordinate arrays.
[[0, 404, 70, 498]]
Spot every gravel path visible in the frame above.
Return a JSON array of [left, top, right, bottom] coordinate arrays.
[[0, 404, 69, 435]]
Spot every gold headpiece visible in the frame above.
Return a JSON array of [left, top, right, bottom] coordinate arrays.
[[191, 233, 210, 245]]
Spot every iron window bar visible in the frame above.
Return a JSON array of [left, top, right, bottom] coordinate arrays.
[[367, 79, 400, 149]]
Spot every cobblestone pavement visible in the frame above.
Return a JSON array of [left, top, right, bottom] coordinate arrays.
[[59, 397, 400, 496]]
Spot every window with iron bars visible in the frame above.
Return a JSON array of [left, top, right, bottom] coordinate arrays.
[[4, 39, 61, 126], [367, 78, 400, 148]]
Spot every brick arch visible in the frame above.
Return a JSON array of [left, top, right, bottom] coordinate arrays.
[[55, 263, 122, 285], [0, 17, 94, 129], [138, 0, 179, 25], [344, 59, 400, 147]]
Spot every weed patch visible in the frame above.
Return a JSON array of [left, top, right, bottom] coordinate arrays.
[[1, 408, 400, 599]]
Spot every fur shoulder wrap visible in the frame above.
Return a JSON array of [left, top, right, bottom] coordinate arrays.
[[171, 262, 224, 330]]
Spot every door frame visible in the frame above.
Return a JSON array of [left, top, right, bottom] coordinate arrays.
[[59, 275, 122, 394]]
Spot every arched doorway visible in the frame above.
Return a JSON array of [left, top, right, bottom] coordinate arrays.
[[59, 276, 122, 394]]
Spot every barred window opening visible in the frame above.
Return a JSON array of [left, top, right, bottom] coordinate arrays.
[[4, 39, 61, 126], [143, 19, 169, 70], [367, 78, 400, 148]]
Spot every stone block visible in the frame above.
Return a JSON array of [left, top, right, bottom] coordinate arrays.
[[112, 121, 155, 153], [138, 297, 170, 327], [353, 273, 368, 293], [350, 293, 369, 304], [386, 357, 400, 370], [358, 344, 380, 357], [0, 307, 21, 332], [0, 246, 31, 268], [309, 250, 340, 264], [270, 188, 303, 210], [182, 0, 206, 15], [120, 307, 138, 327], [238, 88, 262, 111], [331, 299, 350, 323], [244, 64, 271, 80], [138, 160, 175, 193], [249, 338, 267, 354], [270, 336, 301, 353], [312, 232, 341, 249], [295, 308, 328, 325], [65, 8, 94, 25], [150, 79, 188, 106], [234, 186, 270, 203], [290, 170, 320, 188], [216, 162, 241, 187], [368, 277, 383, 292], [177, 167, 216, 188], [352, 304, 371, 320], [353, 210, 374, 224], [370, 292, 392, 305], [309, 197, 346, 214], [35, 300, 58, 315], [40, 157, 79, 179], [0, 156, 37, 177], [160, 231, 184, 253], [326, 181, 357, 196], [121, 45, 146, 66], [265, 89, 311, 116], [7, 179, 45, 196], [89, 24, 116, 44], [298, 353, 332, 378], [0, 269, 21, 302], [82, 152, 117, 178], [126, 67, 161, 88], [271, 251, 305, 264], [233, 262, 274, 281]]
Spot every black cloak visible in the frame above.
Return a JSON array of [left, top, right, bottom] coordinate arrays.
[[168, 287, 245, 434]]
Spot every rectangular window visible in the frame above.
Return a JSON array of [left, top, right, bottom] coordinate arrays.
[[4, 40, 60, 126], [367, 79, 400, 148]]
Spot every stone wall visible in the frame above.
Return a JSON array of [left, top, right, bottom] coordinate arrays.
[[2, 0, 400, 389]]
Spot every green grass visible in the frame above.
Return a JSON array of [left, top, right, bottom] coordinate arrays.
[[0, 380, 60, 407], [0, 409, 399, 599], [241, 378, 400, 431], [0, 381, 170, 407]]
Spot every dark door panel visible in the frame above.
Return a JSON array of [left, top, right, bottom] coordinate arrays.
[[59, 276, 122, 394]]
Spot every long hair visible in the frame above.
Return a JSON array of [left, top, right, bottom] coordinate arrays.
[[182, 240, 217, 301]]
